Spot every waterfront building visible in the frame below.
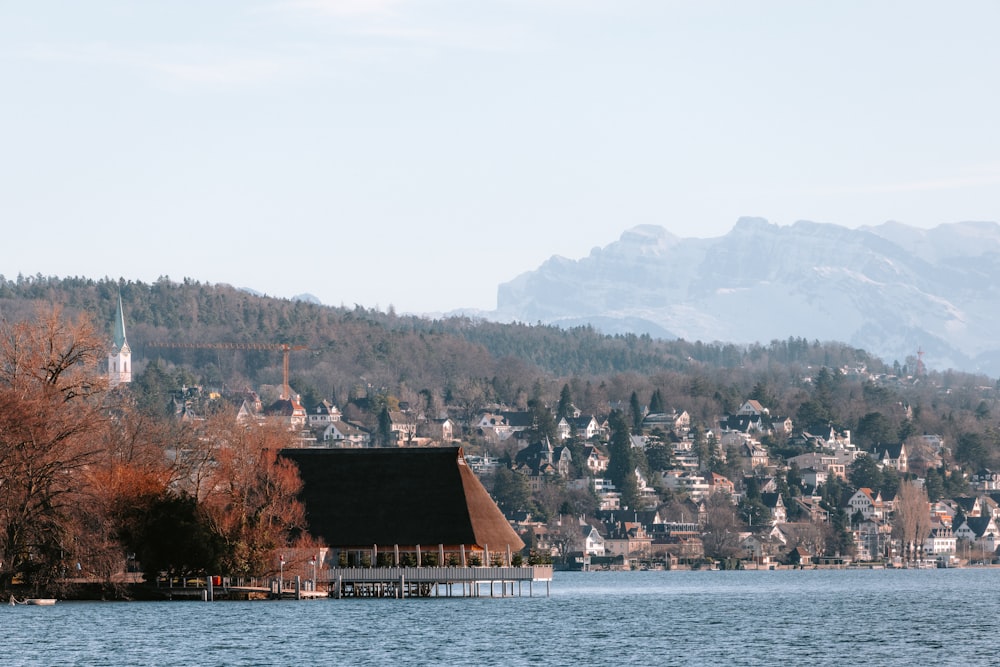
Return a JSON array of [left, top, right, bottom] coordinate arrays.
[[280, 447, 525, 566]]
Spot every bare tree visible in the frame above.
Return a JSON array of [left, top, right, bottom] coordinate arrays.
[[702, 493, 741, 560], [893, 480, 931, 564]]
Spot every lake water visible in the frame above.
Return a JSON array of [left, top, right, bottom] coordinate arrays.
[[5, 568, 1000, 666]]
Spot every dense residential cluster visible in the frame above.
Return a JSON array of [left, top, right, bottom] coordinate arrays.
[[490, 394, 995, 569], [175, 368, 999, 570]]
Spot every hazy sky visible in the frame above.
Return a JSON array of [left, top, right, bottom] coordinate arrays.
[[3, 1, 999, 314]]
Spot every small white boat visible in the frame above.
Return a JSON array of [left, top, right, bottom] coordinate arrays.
[[9, 597, 57, 606]]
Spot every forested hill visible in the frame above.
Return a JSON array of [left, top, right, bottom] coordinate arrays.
[[0, 274, 880, 380], [1, 273, 972, 417]]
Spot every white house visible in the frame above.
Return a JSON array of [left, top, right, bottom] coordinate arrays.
[[581, 522, 606, 556], [321, 420, 371, 447], [846, 488, 884, 521]]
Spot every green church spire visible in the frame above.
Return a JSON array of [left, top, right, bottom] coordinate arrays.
[[113, 293, 129, 352]]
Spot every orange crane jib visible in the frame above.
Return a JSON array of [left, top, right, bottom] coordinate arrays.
[[146, 342, 307, 399]]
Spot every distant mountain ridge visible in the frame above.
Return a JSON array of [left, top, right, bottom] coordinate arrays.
[[494, 217, 1000, 374]]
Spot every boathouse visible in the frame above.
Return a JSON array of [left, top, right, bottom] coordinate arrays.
[[280, 447, 525, 565], [280, 447, 545, 598]]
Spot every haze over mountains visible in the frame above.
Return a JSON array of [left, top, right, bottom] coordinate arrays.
[[492, 218, 1000, 376]]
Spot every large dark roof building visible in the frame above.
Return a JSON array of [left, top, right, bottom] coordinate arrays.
[[280, 447, 524, 553]]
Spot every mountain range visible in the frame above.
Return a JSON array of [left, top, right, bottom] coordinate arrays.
[[492, 217, 1000, 375]]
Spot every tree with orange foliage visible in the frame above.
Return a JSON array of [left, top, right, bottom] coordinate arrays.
[[82, 395, 186, 586], [194, 411, 312, 578], [0, 307, 108, 591]]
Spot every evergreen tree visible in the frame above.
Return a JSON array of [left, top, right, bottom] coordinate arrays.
[[527, 398, 557, 443], [923, 466, 945, 502], [490, 466, 531, 515], [377, 405, 393, 446], [738, 495, 768, 528], [629, 391, 643, 431], [648, 388, 665, 415], [556, 383, 573, 421], [607, 410, 639, 509], [645, 437, 674, 472], [848, 456, 883, 493], [133, 359, 176, 416]]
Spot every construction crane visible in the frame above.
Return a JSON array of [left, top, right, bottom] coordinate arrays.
[[146, 341, 307, 400]]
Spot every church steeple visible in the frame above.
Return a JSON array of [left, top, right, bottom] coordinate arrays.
[[109, 293, 132, 386]]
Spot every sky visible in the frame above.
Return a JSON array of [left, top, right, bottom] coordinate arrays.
[[3, 1, 1000, 314]]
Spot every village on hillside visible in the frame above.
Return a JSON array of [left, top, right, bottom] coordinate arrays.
[[91, 289, 999, 574], [174, 368, 995, 572]]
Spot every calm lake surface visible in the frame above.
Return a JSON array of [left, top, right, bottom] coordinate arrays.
[[5, 568, 1000, 666]]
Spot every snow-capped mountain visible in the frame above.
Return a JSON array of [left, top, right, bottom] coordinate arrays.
[[494, 217, 1000, 374]]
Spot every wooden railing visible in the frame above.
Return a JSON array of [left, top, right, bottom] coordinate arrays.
[[323, 565, 553, 583]]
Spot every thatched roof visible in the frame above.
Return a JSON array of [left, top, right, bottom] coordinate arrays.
[[280, 447, 524, 552]]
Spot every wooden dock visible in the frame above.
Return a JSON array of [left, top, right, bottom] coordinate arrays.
[[325, 565, 553, 599]]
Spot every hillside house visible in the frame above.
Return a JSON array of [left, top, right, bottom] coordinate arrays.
[[971, 469, 1000, 492], [954, 496, 983, 518], [760, 493, 787, 525], [954, 516, 1000, 553], [923, 521, 956, 560], [462, 454, 501, 476], [320, 420, 371, 447], [788, 452, 849, 480], [737, 400, 768, 416], [417, 417, 456, 443], [635, 468, 659, 507], [660, 471, 710, 501], [792, 496, 829, 524], [604, 521, 652, 561], [642, 410, 691, 432], [590, 478, 621, 511], [873, 442, 908, 473], [582, 445, 610, 474], [514, 439, 572, 478], [799, 467, 828, 489], [235, 397, 264, 425], [742, 441, 770, 471], [557, 415, 603, 441], [388, 411, 418, 445], [475, 411, 533, 442], [266, 397, 307, 428], [708, 473, 735, 497], [846, 488, 885, 521], [308, 400, 341, 427]]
